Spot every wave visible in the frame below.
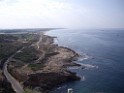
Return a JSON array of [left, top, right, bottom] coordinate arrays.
[[81, 64, 98, 69], [81, 76, 86, 81]]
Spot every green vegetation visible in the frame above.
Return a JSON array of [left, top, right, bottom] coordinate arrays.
[[0, 78, 16, 93], [14, 34, 40, 44], [0, 34, 18, 41], [0, 34, 39, 68], [9, 60, 25, 67], [0, 34, 24, 69], [0, 34, 38, 59], [14, 46, 39, 63], [0, 42, 23, 59], [23, 88, 41, 93], [23, 89, 33, 93], [28, 63, 44, 71], [0, 33, 41, 93]]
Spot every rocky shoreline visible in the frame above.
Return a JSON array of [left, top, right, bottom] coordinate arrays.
[[8, 33, 82, 93], [24, 71, 80, 93]]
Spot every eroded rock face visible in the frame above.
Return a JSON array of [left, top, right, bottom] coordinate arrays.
[[24, 72, 80, 92]]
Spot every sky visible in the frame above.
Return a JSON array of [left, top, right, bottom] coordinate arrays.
[[0, 0, 124, 29]]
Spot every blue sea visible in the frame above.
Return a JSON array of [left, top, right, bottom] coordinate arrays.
[[46, 29, 124, 93]]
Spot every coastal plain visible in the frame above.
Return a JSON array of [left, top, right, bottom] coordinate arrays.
[[0, 30, 81, 93]]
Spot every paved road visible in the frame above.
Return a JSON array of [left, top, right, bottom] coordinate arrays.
[[36, 32, 43, 49], [3, 48, 25, 93], [2, 32, 45, 93], [35, 32, 47, 62]]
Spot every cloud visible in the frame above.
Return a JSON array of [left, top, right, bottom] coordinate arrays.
[[0, 0, 83, 28], [0, 0, 123, 29], [0, 0, 18, 4]]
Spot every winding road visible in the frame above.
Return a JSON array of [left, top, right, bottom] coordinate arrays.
[[3, 48, 25, 93], [2, 32, 44, 93]]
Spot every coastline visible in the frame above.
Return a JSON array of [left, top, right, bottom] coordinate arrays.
[[6, 32, 82, 93], [23, 33, 81, 92]]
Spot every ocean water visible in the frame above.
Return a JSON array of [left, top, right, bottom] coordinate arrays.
[[46, 29, 124, 93]]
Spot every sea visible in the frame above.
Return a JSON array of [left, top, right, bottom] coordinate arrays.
[[46, 29, 124, 93]]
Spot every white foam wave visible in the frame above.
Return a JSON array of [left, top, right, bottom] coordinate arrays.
[[78, 53, 92, 62], [81, 76, 86, 81], [82, 64, 98, 69]]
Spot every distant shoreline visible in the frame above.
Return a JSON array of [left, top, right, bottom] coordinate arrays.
[[0, 28, 64, 34]]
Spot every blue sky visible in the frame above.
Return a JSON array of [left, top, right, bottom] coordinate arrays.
[[0, 0, 123, 29]]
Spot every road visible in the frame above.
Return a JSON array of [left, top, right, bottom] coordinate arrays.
[[2, 32, 45, 93], [35, 32, 44, 50], [3, 48, 25, 93], [35, 32, 48, 62]]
